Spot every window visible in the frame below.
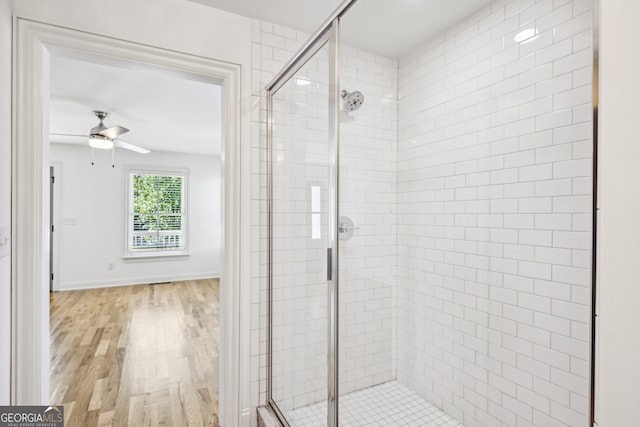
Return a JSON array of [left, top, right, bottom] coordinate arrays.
[[126, 168, 188, 257]]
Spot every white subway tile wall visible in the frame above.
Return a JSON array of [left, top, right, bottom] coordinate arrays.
[[251, 0, 593, 425], [250, 19, 304, 415], [396, 0, 592, 426], [338, 45, 398, 396]]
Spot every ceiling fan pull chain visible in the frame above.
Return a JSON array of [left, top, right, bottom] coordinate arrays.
[[112, 146, 115, 168], [91, 147, 95, 166]]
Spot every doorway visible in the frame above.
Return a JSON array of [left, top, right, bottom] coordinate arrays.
[[46, 46, 223, 424], [12, 18, 245, 425]]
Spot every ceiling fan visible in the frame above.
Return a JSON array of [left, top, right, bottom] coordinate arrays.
[[50, 111, 151, 165]]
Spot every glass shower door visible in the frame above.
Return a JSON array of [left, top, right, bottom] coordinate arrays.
[[268, 36, 336, 426]]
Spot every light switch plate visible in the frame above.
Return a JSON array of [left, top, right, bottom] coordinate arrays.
[[0, 225, 9, 259]]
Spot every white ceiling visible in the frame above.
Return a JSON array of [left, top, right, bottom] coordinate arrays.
[[189, 0, 342, 42], [188, 0, 495, 58], [49, 1, 494, 155], [49, 48, 222, 156]]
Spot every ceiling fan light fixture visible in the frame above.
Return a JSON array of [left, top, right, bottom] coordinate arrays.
[[89, 134, 114, 150]]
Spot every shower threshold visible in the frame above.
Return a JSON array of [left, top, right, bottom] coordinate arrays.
[[287, 381, 464, 427]]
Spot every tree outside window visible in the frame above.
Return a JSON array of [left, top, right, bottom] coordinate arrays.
[[127, 169, 187, 256]]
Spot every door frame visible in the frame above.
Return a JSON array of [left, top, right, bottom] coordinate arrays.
[[11, 18, 245, 425]]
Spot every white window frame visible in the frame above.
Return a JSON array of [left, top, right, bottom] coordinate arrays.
[[125, 166, 190, 259]]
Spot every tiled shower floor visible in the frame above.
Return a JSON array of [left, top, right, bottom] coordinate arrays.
[[287, 381, 464, 427]]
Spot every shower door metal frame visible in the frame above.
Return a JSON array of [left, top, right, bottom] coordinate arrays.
[[264, 30, 333, 425], [265, 22, 338, 427], [265, 1, 358, 426]]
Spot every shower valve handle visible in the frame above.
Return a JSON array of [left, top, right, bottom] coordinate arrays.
[[338, 216, 358, 240], [338, 223, 360, 233]]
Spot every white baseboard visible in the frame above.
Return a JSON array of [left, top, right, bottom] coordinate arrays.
[[57, 271, 220, 291]]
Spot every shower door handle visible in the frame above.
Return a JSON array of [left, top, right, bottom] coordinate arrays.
[[326, 247, 332, 281]]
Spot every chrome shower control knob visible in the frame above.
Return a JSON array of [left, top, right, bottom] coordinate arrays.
[[338, 223, 359, 233], [338, 216, 359, 240]]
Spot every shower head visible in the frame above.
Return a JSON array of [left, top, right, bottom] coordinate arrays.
[[341, 89, 364, 111]]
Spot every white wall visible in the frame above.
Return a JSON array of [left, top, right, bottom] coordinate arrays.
[[50, 144, 220, 290], [13, 0, 252, 67], [597, 0, 640, 425], [396, 0, 593, 425], [0, 0, 13, 407]]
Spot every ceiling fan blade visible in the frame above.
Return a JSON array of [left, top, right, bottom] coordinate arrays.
[[99, 125, 129, 139], [50, 133, 89, 137], [50, 133, 90, 144], [114, 139, 151, 154]]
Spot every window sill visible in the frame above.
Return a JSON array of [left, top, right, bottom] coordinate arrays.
[[123, 252, 190, 262]]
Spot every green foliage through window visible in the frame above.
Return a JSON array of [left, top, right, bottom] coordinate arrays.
[[129, 172, 186, 251]]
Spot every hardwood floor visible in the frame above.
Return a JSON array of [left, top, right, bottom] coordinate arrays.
[[50, 279, 220, 427]]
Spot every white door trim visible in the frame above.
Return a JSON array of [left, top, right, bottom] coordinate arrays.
[[11, 18, 246, 426]]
